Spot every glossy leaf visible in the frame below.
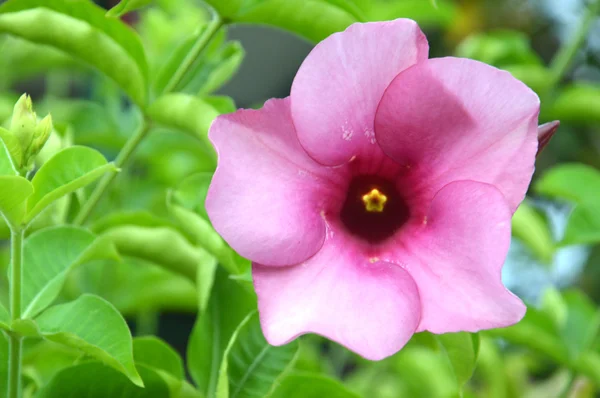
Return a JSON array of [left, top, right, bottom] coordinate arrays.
[[147, 93, 219, 160], [187, 268, 256, 397], [21, 226, 115, 319], [535, 163, 600, 204], [0, 0, 148, 106], [0, 175, 33, 228], [511, 200, 554, 263], [562, 201, 600, 245], [133, 336, 185, 395], [26, 146, 117, 224], [35, 294, 143, 387], [271, 373, 359, 398], [217, 312, 298, 398], [204, 0, 357, 43], [437, 332, 480, 388], [107, 0, 152, 17], [35, 362, 168, 398]]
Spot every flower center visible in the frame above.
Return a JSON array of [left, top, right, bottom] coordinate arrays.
[[362, 189, 387, 212], [340, 175, 410, 244]]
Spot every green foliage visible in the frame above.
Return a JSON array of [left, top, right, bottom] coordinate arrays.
[[107, 0, 153, 17], [20, 226, 116, 318], [133, 336, 187, 395], [271, 372, 360, 398], [437, 332, 480, 389], [511, 200, 555, 263], [216, 312, 299, 398], [0, 175, 33, 228], [35, 294, 143, 386], [204, 0, 358, 42], [0, 0, 148, 106], [187, 269, 256, 397], [26, 146, 116, 224], [35, 362, 169, 398]]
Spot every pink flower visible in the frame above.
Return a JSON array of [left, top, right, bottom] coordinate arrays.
[[206, 19, 542, 360]]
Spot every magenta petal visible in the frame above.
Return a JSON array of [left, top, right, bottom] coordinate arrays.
[[375, 57, 540, 211], [291, 19, 429, 166], [253, 237, 421, 360], [404, 180, 525, 333], [206, 98, 340, 266]]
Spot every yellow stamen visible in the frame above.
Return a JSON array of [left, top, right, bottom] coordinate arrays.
[[362, 188, 387, 212]]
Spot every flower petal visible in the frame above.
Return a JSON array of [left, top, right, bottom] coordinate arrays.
[[253, 236, 421, 361], [375, 57, 540, 211], [402, 180, 526, 333], [291, 19, 429, 166], [206, 98, 341, 266]]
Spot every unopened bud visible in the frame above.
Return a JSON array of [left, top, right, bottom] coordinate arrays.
[[10, 94, 37, 151], [31, 114, 53, 152]]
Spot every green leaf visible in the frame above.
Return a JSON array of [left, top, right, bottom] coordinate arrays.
[[455, 30, 542, 67], [187, 268, 256, 397], [147, 93, 219, 161], [487, 306, 569, 363], [544, 84, 600, 124], [535, 163, 600, 204], [562, 201, 600, 245], [216, 312, 298, 398], [437, 332, 480, 388], [203, 96, 237, 114], [171, 172, 212, 217], [106, 0, 152, 18], [133, 336, 185, 395], [270, 372, 359, 398], [504, 64, 553, 94], [99, 225, 203, 280], [35, 362, 169, 398], [0, 175, 33, 228], [0, 135, 17, 176], [21, 226, 115, 319], [366, 0, 456, 28], [561, 291, 600, 359], [25, 146, 117, 224], [0, 126, 22, 169], [511, 200, 554, 263], [35, 294, 143, 387], [168, 202, 245, 275], [205, 0, 358, 43], [0, 0, 148, 106], [197, 41, 244, 95]]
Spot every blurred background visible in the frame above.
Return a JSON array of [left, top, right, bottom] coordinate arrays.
[[2, 0, 600, 397]]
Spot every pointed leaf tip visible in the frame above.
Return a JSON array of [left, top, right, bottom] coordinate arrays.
[[537, 121, 560, 156]]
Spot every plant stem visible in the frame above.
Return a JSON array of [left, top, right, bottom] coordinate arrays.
[[547, 0, 600, 91], [73, 14, 224, 226], [161, 15, 223, 94], [73, 121, 151, 226], [7, 228, 24, 398]]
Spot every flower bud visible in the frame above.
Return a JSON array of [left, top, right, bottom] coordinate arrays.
[[10, 94, 37, 152]]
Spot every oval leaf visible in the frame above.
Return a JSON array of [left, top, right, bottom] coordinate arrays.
[[562, 201, 600, 245], [0, 0, 148, 106], [271, 373, 359, 398], [26, 146, 117, 224], [35, 294, 143, 387], [133, 336, 185, 395], [205, 0, 357, 43], [147, 93, 219, 161], [535, 163, 600, 204], [21, 226, 114, 318], [0, 126, 21, 169], [216, 312, 298, 398], [36, 362, 168, 398], [0, 175, 33, 228], [437, 332, 480, 388]]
